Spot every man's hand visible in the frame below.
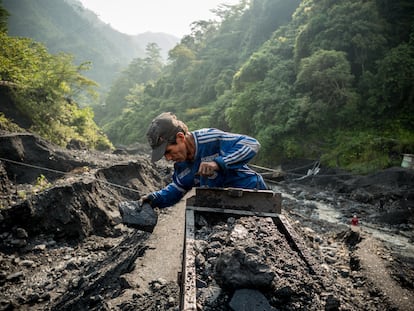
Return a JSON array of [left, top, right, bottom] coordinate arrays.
[[198, 161, 219, 177], [138, 194, 152, 207]]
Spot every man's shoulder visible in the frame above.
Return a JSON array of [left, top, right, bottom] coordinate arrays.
[[193, 128, 222, 135], [193, 128, 225, 146]]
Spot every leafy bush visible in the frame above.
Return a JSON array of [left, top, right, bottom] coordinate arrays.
[[321, 127, 414, 174], [0, 112, 23, 132]]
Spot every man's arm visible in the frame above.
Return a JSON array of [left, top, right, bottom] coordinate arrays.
[[146, 181, 186, 208], [145, 164, 195, 208], [214, 132, 260, 171]]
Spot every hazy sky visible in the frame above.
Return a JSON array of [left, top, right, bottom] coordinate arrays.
[[77, 0, 240, 38]]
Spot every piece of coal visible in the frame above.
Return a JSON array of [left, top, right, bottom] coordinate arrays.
[[118, 201, 158, 232], [229, 289, 275, 311]]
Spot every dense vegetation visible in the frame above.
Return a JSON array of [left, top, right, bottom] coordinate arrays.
[[0, 2, 112, 149], [100, 0, 414, 173], [1, 0, 413, 173], [2, 0, 178, 94]]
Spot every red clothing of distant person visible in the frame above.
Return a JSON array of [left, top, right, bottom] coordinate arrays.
[[351, 215, 359, 226]]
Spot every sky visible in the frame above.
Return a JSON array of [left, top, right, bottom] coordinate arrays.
[[77, 0, 241, 38]]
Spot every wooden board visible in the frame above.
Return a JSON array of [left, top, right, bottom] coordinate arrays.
[[186, 187, 282, 214], [275, 214, 321, 276], [181, 209, 196, 311]]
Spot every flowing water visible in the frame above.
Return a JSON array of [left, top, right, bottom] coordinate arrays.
[[271, 184, 414, 258]]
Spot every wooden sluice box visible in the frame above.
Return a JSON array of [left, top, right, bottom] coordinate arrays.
[[180, 187, 320, 311]]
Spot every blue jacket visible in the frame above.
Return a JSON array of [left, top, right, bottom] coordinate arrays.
[[148, 128, 267, 208]]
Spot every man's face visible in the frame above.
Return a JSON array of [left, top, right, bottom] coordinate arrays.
[[164, 133, 187, 162]]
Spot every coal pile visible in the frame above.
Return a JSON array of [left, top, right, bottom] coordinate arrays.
[[193, 214, 324, 310]]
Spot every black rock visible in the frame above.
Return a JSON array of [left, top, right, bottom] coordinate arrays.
[[118, 201, 158, 232], [230, 289, 275, 311]]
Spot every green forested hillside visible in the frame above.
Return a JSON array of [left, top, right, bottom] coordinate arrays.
[[0, 2, 112, 149], [102, 0, 301, 141], [1, 0, 413, 173], [101, 0, 414, 173], [3, 0, 178, 96]]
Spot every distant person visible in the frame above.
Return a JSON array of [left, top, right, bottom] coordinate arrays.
[[351, 215, 359, 226], [141, 112, 267, 208]]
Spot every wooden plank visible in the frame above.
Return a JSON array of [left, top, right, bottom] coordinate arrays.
[[186, 205, 279, 218], [181, 209, 197, 311], [275, 214, 321, 275], [187, 187, 282, 214]]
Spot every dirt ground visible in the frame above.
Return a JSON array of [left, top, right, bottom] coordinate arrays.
[[0, 132, 413, 311]]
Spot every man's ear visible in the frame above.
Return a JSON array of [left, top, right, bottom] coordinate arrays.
[[176, 132, 185, 142]]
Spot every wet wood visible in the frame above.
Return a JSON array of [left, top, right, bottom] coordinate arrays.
[[181, 209, 197, 311], [187, 187, 282, 214]]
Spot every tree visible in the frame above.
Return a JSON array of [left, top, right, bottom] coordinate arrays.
[[0, 1, 9, 33], [370, 41, 414, 117], [98, 43, 164, 126], [167, 44, 196, 72], [143, 43, 163, 81], [295, 49, 357, 129], [376, 0, 414, 45], [294, 0, 387, 76]]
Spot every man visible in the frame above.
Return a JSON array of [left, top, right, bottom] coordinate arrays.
[[143, 112, 267, 208]]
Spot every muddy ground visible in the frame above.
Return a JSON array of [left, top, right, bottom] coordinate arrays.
[[0, 132, 413, 311]]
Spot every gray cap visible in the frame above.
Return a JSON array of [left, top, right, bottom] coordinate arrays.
[[146, 112, 182, 162]]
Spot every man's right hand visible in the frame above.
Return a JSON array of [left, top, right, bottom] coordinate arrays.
[[138, 193, 154, 207], [138, 196, 149, 207], [198, 161, 219, 177]]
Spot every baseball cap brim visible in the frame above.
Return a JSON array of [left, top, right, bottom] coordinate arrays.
[[151, 140, 168, 162]]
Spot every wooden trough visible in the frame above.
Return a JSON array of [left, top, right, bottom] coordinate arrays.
[[180, 187, 319, 311]]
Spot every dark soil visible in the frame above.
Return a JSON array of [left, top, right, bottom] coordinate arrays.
[[0, 133, 413, 311]]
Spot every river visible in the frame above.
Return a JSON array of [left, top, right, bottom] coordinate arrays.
[[270, 183, 414, 259]]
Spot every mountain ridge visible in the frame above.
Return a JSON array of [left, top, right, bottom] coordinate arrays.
[[3, 0, 179, 92]]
